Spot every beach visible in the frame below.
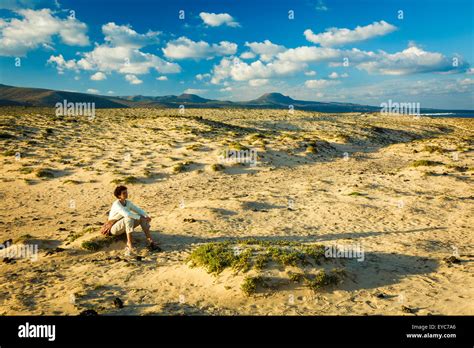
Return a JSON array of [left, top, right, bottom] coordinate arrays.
[[0, 107, 473, 315]]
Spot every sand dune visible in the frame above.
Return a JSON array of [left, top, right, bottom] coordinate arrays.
[[0, 107, 473, 315]]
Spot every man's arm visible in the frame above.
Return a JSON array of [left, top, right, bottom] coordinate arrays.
[[128, 201, 148, 218], [114, 202, 141, 220]]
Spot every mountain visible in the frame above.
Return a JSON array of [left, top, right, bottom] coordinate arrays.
[[243, 92, 380, 112], [0, 84, 472, 115], [0, 84, 127, 108], [248, 92, 296, 105]]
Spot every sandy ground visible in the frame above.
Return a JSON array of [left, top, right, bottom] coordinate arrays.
[[0, 107, 473, 315]]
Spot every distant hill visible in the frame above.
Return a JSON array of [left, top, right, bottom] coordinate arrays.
[[0, 84, 127, 108], [248, 92, 296, 105], [0, 84, 472, 115]]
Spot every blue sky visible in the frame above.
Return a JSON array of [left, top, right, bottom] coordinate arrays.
[[0, 0, 473, 108]]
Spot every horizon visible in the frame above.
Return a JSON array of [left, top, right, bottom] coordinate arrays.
[[2, 82, 474, 112], [0, 0, 473, 109]]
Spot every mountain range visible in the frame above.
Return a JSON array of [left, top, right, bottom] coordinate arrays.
[[0, 83, 472, 114]]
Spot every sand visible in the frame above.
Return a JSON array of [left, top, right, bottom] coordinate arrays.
[[0, 107, 473, 315]]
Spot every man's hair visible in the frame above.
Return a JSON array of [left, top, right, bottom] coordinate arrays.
[[114, 185, 127, 198]]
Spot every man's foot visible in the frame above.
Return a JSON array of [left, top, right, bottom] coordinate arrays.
[[124, 245, 135, 257], [147, 241, 162, 252]]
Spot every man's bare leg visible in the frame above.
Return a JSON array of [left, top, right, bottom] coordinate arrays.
[[126, 232, 133, 250], [139, 216, 160, 250]]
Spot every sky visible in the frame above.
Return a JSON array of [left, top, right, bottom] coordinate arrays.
[[0, 0, 473, 109]]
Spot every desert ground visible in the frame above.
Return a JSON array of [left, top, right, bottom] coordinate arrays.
[[0, 107, 473, 315]]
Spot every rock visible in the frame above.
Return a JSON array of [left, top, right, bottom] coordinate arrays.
[[183, 218, 196, 223], [1, 239, 13, 248], [113, 297, 124, 309], [45, 247, 65, 256], [2, 257, 15, 264], [79, 309, 99, 316], [443, 256, 461, 265], [401, 305, 415, 314]]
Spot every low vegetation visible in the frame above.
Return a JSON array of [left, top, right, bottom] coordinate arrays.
[[188, 239, 344, 296]]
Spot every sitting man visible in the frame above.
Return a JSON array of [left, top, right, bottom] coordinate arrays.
[[108, 185, 161, 254]]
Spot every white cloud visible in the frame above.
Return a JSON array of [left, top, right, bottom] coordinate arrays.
[[276, 46, 342, 62], [305, 79, 339, 88], [0, 0, 59, 10], [102, 22, 160, 48], [328, 72, 339, 79], [0, 8, 89, 56], [249, 79, 269, 87], [86, 88, 99, 94], [245, 40, 286, 62], [305, 70, 317, 76], [107, 90, 115, 94], [47, 54, 78, 73], [48, 23, 181, 76], [162, 37, 237, 60], [220, 86, 232, 92], [199, 12, 240, 27], [90, 72, 106, 81], [156, 76, 168, 81], [125, 74, 142, 84], [196, 73, 211, 80], [357, 45, 469, 75], [304, 20, 396, 47], [210, 56, 307, 85], [240, 51, 256, 59]]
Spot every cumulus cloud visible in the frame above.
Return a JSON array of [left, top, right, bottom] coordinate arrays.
[[276, 46, 343, 62], [357, 45, 469, 75], [156, 76, 168, 81], [304, 20, 396, 47], [196, 73, 211, 80], [199, 12, 240, 27], [48, 23, 180, 76], [86, 88, 99, 94], [305, 70, 317, 76], [47, 54, 78, 73], [162, 37, 237, 60], [0, 0, 59, 10], [102, 22, 160, 48], [90, 72, 106, 80], [240, 51, 256, 59], [0, 8, 89, 56], [125, 74, 142, 84], [245, 40, 286, 62]]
